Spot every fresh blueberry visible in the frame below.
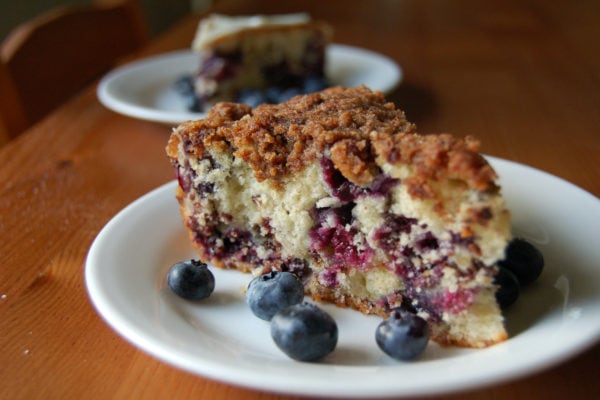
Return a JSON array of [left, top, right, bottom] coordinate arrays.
[[494, 266, 520, 309], [167, 259, 215, 300], [276, 87, 301, 103], [499, 238, 544, 286], [375, 310, 429, 360], [270, 302, 338, 361], [246, 271, 305, 320], [173, 75, 201, 111], [302, 75, 329, 93], [237, 88, 268, 108], [173, 74, 195, 96], [265, 86, 283, 103]]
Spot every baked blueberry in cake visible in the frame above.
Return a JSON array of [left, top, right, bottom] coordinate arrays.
[[187, 13, 331, 111], [166, 86, 511, 348]]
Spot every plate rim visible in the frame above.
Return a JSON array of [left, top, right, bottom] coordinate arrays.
[[85, 156, 600, 398], [96, 44, 403, 125]]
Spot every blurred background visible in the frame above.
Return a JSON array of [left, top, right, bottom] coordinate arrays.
[[0, 0, 212, 39]]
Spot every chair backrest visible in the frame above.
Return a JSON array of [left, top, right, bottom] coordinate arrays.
[[0, 0, 148, 141], [0, 61, 27, 144]]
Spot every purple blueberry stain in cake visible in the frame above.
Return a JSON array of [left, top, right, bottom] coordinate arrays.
[[192, 223, 258, 265], [396, 256, 486, 320], [370, 174, 400, 196], [189, 208, 314, 283], [450, 231, 476, 248], [400, 284, 444, 324], [318, 268, 340, 287], [331, 225, 374, 269], [370, 213, 488, 320], [433, 288, 477, 315], [416, 232, 439, 252], [196, 182, 215, 197], [320, 157, 398, 202], [320, 157, 363, 202], [312, 158, 401, 269], [309, 204, 374, 270], [476, 207, 493, 222], [193, 51, 243, 109], [262, 256, 313, 283], [175, 165, 191, 193], [320, 202, 354, 225], [373, 214, 417, 252], [221, 227, 257, 263], [176, 152, 222, 196], [282, 258, 311, 280], [376, 292, 405, 312], [199, 50, 242, 83]]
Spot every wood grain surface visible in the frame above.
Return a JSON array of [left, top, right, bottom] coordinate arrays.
[[1, 1, 598, 399]]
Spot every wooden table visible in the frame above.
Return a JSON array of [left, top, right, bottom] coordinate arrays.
[[1, 0, 599, 398]]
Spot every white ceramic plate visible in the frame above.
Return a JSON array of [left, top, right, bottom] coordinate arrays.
[[85, 157, 600, 398], [97, 44, 402, 125]]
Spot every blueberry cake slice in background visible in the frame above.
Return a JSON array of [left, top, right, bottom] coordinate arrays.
[[189, 13, 331, 111], [166, 86, 511, 348]]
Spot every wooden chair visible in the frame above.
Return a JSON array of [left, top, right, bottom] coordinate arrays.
[[0, 0, 149, 142]]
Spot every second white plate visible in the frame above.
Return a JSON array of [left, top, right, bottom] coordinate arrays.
[[97, 44, 403, 125]]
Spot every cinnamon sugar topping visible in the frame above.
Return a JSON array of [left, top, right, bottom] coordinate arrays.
[[169, 86, 497, 193]]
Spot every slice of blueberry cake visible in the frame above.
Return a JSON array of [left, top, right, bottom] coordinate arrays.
[[189, 13, 331, 111], [166, 86, 511, 348]]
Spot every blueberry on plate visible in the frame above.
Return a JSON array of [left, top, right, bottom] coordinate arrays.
[[375, 310, 429, 360], [276, 87, 301, 103], [270, 302, 338, 362], [173, 75, 201, 111], [237, 88, 268, 108], [167, 259, 215, 300], [264, 86, 283, 103], [246, 271, 304, 321], [499, 238, 544, 286], [494, 266, 520, 309], [173, 74, 195, 96], [302, 75, 329, 93]]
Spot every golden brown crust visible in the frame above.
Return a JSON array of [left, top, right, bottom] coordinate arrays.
[[305, 283, 387, 317], [330, 139, 378, 187], [371, 131, 499, 195], [170, 86, 416, 185], [169, 86, 498, 197], [433, 330, 508, 348], [166, 102, 251, 160], [228, 85, 416, 184]]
